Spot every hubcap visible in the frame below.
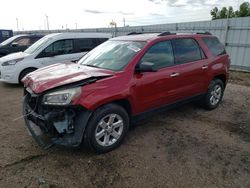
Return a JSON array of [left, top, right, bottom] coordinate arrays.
[[210, 84, 222, 106], [95, 114, 124, 147]]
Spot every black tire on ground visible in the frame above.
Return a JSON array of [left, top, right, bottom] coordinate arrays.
[[84, 103, 129, 153], [203, 79, 225, 110], [19, 68, 36, 84]]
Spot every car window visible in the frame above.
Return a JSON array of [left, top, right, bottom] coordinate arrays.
[[96, 38, 109, 44], [30, 37, 42, 44], [172, 38, 202, 64], [140, 41, 174, 69], [25, 37, 52, 55], [202, 37, 225, 56], [79, 41, 146, 71], [0, 35, 20, 46], [44, 39, 74, 56], [75, 38, 96, 52], [14, 37, 31, 46]]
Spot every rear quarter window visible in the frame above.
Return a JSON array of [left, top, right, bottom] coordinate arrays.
[[202, 37, 225, 56]]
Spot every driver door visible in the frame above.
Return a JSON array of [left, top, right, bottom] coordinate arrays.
[[133, 40, 178, 113]]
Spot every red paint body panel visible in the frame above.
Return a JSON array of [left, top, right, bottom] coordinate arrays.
[[22, 62, 114, 93], [22, 34, 230, 116]]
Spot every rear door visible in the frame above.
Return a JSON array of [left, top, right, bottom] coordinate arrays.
[[170, 38, 209, 100]]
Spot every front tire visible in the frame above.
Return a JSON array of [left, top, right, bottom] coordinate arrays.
[[84, 103, 129, 153], [19, 68, 36, 84], [203, 79, 224, 110]]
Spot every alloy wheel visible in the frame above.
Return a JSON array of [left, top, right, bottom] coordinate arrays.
[[95, 114, 124, 147]]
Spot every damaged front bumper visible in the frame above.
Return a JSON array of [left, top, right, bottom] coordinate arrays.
[[23, 93, 92, 149]]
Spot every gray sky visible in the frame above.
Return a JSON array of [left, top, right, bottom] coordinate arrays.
[[0, 0, 248, 31]]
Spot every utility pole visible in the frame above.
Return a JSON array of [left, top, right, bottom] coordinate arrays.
[[75, 22, 78, 30], [16, 18, 19, 31], [224, 7, 230, 46], [110, 20, 117, 37], [123, 17, 125, 27], [45, 14, 49, 30]]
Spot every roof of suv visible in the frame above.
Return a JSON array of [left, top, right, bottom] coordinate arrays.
[[111, 32, 213, 42]]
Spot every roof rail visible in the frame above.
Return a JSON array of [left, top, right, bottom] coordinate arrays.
[[127, 32, 143, 35], [196, 31, 212, 35], [158, 31, 175, 36]]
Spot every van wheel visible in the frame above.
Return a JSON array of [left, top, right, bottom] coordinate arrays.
[[19, 68, 36, 84], [203, 79, 224, 110], [84, 104, 129, 153]]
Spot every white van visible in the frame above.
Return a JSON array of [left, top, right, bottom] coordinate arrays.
[[0, 33, 111, 84]]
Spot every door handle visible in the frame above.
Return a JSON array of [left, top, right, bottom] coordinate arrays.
[[202, 65, 208, 70], [170, 72, 180, 77]]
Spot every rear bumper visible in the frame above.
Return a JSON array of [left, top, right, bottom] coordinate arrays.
[[23, 95, 92, 149]]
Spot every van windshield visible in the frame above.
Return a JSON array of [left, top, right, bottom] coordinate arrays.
[[24, 36, 51, 54], [79, 40, 146, 71], [0, 35, 21, 46]]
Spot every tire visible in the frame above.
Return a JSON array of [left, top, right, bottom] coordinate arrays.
[[19, 68, 36, 84], [84, 103, 129, 153], [203, 79, 224, 110]]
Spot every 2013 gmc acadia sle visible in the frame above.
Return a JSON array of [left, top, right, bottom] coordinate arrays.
[[22, 32, 230, 153]]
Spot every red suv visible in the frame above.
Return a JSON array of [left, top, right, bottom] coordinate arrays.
[[22, 32, 230, 153]]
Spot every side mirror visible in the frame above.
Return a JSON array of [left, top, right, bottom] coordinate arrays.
[[11, 42, 19, 47], [135, 62, 157, 73]]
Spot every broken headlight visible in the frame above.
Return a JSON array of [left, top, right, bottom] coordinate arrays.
[[43, 87, 81, 105]]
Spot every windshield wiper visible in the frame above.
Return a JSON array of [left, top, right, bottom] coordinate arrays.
[[84, 64, 100, 68]]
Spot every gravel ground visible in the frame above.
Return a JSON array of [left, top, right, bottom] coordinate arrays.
[[0, 71, 249, 188]]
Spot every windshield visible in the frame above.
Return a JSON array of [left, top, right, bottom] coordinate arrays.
[[79, 40, 146, 71], [24, 36, 51, 54], [0, 35, 21, 46]]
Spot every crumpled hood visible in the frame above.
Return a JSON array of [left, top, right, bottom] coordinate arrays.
[[0, 52, 29, 64], [22, 62, 114, 94]]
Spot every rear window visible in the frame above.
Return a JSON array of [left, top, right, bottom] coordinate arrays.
[[202, 37, 225, 56]]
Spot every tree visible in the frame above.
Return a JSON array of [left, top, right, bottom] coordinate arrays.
[[210, 2, 250, 20], [235, 2, 250, 17], [228, 6, 235, 18], [211, 7, 219, 20], [219, 7, 228, 18]]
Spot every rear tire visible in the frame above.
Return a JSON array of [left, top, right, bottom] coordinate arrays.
[[19, 68, 36, 84], [84, 103, 129, 153], [203, 79, 224, 110]]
